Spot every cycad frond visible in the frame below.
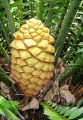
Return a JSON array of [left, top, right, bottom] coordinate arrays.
[[59, 53, 83, 84], [41, 100, 83, 120], [40, 101, 67, 120]]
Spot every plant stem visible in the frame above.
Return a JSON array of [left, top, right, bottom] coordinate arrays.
[[0, 20, 10, 50], [16, 110, 25, 120], [55, 3, 69, 39], [46, 0, 54, 28], [2, 0, 15, 37], [31, 0, 34, 18], [37, 0, 44, 21], [54, 0, 82, 65]]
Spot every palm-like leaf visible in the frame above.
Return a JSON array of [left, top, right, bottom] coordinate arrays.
[[40, 101, 67, 120], [41, 100, 83, 120], [59, 53, 83, 84]]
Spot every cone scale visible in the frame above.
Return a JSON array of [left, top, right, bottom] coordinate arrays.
[[10, 18, 55, 97]]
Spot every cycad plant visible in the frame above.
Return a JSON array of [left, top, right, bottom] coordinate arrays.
[[0, 0, 83, 120], [9, 0, 82, 97], [0, 0, 82, 96]]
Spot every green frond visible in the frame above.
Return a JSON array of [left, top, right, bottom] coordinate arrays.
[[41, 100, 83, 120], [59, 53, 83, 84], [40, 101, 67, 120]]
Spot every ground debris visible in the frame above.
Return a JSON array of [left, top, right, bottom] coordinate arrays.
[[60, 84, 75, 103], [22, 97, 39, 111]]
